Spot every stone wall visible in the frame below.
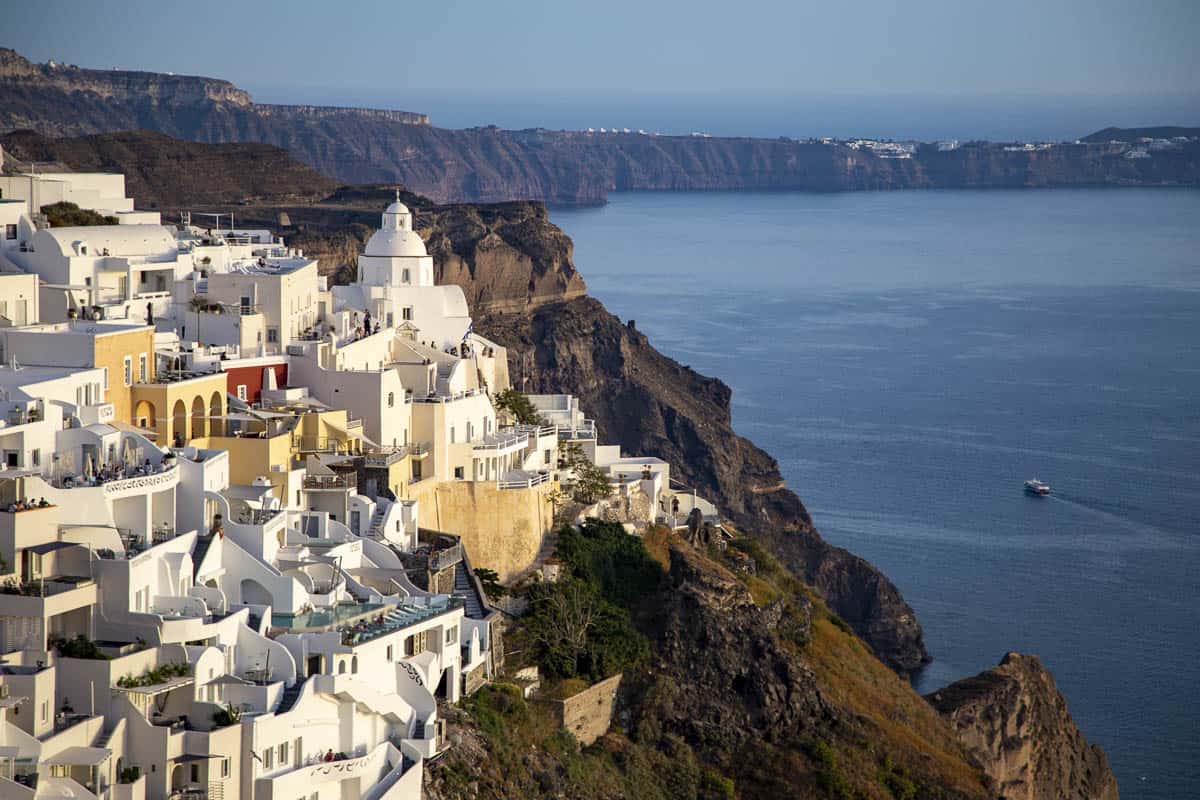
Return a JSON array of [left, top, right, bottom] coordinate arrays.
[[463, 661, 489, 696], [412, 480, 554, 582], [553, 674, 622, 747]]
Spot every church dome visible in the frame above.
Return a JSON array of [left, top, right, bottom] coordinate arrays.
[[364, 228, 427, 257], [363, 200, 427, 257]]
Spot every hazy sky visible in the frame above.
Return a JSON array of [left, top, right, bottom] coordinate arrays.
[[7, 0, 1199, 96]]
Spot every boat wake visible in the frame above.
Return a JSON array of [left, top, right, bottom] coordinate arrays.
[[1047, 492, 1173, 541]]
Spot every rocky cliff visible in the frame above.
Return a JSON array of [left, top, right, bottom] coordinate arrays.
[[478, 296, 928, 673], [927, 653, 1120, 800], [2, 48, 1197, 204], [0, 129, 336, 206], [426, 534, 986, 800]]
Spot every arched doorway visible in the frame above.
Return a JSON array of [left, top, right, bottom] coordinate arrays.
[[191, 396, 207, 439], [209, 391, 224, 437], [171, 400, 187, 447], [239, 578, 272, 606], [170, 763, 188, 795], [133, 400, 156, 432]]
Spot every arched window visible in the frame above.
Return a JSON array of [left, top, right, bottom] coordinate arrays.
[[351, 656, 358, 674], [338, 661, 346, 675], [387, 392, 394, 408]]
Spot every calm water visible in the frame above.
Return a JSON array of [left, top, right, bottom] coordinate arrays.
[[552, 189, 1200, 800]]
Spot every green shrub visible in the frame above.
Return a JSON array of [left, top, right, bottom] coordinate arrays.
[[116, 662, 190, 688], [557, 519, 663, 609], [473, 567, 507, 598], [41, 202, 117, 227], [494, 389, 544, 425], [812, 740, 854, 800], [701, 769, 737, 799], [524, 577, 647, 682], [211, 703, 242, 728], [53, 635, 110, 660]]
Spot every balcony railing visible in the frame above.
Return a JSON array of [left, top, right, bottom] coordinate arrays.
[[168, 791, 207, 800], [497, 471, 552, 490], [364, 448, 408, 467], [302, 473, 356, 491], [0, 577, 93, 597], [472, 430, 529, 452], [411, 388, 483, 404], [52, 462, 178, 491], [292, 436, 358, 454], [558, 420, 597, 440]]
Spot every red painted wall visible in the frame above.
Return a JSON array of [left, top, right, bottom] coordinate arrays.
[[223, 362, 288, 404]]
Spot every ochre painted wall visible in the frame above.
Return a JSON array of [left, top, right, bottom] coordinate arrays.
[[92, 327, 155, 425], [415, 479, 555, 582]]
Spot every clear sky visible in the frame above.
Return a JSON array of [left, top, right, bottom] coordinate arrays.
[[6, 0, 1198, 95], [4, 0, 1198, 139]]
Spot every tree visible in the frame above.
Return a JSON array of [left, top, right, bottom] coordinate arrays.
[[473, 567, 507, 598], [494, 389, 544, 426], [524, 577, 647, 681], [557, 519, 663, 609], [558, 440, 613, 505], [569, 460, 613, 506]]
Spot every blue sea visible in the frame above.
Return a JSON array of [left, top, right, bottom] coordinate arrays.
[[551, 189, 1200, 800]]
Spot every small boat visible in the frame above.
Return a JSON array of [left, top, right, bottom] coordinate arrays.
[[1024, 478, 1051, 496]]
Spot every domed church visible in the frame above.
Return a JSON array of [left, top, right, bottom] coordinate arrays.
[[332, 198, 472, 348]]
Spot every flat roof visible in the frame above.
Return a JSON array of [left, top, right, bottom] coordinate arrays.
[[25, 541, 79, 556], [0, 364, 102, 385], [43, 746, 111, 766], [8, 320, 152, 337]]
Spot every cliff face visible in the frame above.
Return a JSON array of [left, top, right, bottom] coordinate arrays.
[[477, 296, 928, 672], [420, 202, 588, 312], [927, 653, 1120, 800], [3, 48, 1197, 204], [426, 537, 986, 800], [0, 129, 336, 206]]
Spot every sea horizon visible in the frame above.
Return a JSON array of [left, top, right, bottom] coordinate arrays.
[[248, 86, 1200, 143]]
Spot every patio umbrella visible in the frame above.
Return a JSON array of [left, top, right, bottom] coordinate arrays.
[[83, 453, 94, 482]]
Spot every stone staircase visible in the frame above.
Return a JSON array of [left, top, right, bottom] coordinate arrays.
[[452, 564, 484, 618], [96, 725, 116, 749], [435, 362, 454, 395], [276, 680, 305, 714], [367, 503, 388, 537]]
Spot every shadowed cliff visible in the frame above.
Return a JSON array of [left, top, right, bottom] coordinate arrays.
[[3, 48, 1197, 204]]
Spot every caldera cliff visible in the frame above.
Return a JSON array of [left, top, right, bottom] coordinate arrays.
[[928, 653, 1120, 800], [2, 48, 1197, 204], [11, 129, 1119, 797]]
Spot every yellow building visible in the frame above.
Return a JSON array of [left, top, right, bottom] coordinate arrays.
[[193, 406, 365, 507], [131, 370, 228, 446], [0, 321, 154, 425]]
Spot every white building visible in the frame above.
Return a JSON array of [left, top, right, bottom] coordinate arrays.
[[332, 202, 472, 349], [4, 222, 191, 323], [0, 171, 155, 224]]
